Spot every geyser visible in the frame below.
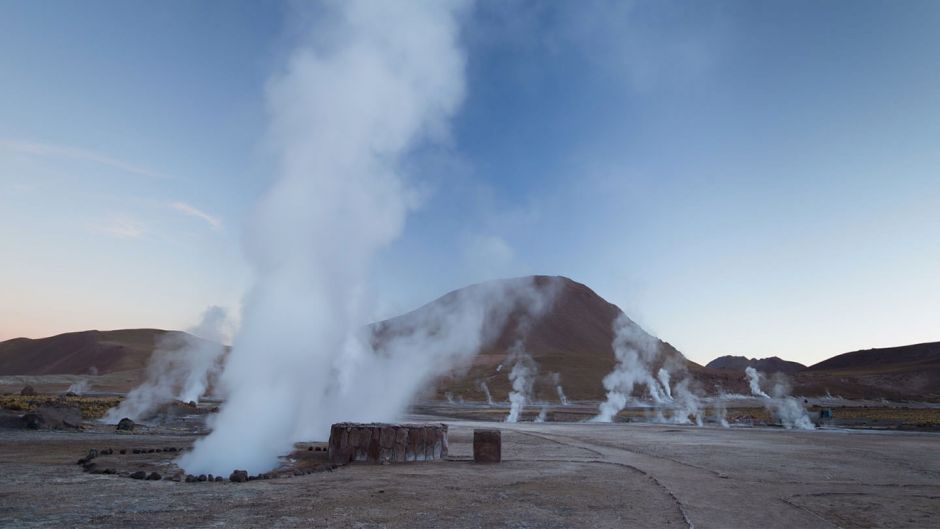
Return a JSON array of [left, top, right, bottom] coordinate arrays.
[[180, 0, 472, 475]]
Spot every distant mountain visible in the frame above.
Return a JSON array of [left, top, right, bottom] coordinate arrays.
[[706, 355, 806, 374], [1, 278, 937, 402], [796, 342, 940, 401], [0, 329, 185, 376]]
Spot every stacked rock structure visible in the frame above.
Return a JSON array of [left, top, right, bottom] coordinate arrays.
[[328, 422, 448, 464]]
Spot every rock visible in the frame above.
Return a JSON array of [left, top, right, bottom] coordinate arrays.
[[214, 476, 223, 482], [197, 474, 207, 482], [229, 470, 248, 483], [119, 449, 126, 455], [83, 463, 98, 473], [473, 429, 501, 463], [77, 458, 87, 466], [146, 472, 161, 481], [87, 449, 99, 459], [116, 418, 135, 431], [22, 413, 43, 429], [207, 474, 214, 481], [130, 471, 147, 480], [132, 448, 141, 454], [20, 386, 36, 396], [185, 474, 196, 483]]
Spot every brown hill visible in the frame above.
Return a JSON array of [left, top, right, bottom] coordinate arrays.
[[706, 355, 806, 374], [0, 329, 184, 376], [376, 275, 714, 402], [793, 342, 940, 401]]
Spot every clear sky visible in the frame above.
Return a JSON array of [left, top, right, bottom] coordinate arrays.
[[1, 0, 938, 366]]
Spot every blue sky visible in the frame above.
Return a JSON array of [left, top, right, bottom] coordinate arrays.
[[1, 1, 938, 365]]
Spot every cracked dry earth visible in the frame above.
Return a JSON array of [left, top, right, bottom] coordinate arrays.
[[0, 420, 938, 528]]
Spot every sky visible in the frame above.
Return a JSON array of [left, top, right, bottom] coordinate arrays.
[[1, 0, 938, 366]]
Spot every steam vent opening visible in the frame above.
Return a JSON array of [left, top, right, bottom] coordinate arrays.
[[328, 423, 448, 465]]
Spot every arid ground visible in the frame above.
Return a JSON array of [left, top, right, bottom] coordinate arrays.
[[1, 408, 938, 529]]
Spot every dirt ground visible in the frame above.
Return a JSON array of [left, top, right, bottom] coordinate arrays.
[[1, 412, 939, 529]]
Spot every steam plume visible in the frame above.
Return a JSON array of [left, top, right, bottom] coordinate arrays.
[[745, 367, 813, 430], [179, 1, 473, 475], [104, 306, 230, 423], [506, 342, 536, 423], [745, 366, 770, 398], [480, 380, 494, 405], [657, 368, 673, 400], [551, 373, 569, 405], [66, 379, 90, 395], [594, 313, 663, 421]]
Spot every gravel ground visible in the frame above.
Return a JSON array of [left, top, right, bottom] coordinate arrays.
[[0, 418, 938, 528]]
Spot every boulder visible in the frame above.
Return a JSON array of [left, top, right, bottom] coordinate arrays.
[[20, 386, 36, 396], [116, 418, 135, 431], [229, 470, 248, 483], [146, 472, 162, 481], [21, 403, 82, 430], [130, 471, 147, 480], [22, 413, 43, 430]]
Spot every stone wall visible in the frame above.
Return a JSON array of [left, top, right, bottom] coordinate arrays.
[[328, 423, 448, 465]]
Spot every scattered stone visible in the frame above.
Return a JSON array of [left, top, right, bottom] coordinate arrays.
[[20, 386, 36, 396], [185, 475, 196, 483], [147, 449, 155, 454], [116, 418, 135, 431], [119, 449, 126, 455], [229, 470, 248, 483], [103, 468, 116, 475], [197, 474, 207, 482], [132, 448, 141, 454], [147, 472, 161, 481], [130, 471, 147, 480], [214, 476, 223, 482]]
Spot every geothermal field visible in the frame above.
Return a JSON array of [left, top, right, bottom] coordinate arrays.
[[4, 1, 940, 528], [1, 395, 939, 529], [2, 279, 939, 529]]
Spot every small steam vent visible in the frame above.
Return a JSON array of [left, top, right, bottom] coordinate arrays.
[[328, 423, 448, 465]]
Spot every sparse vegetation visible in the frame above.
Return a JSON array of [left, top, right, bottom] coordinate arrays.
[[0, 393, 122, 419]]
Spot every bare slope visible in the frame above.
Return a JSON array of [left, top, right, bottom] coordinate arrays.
[[377, 275, 704, 402], [795, 342, 940, 401], [0, 329, 183, 376]]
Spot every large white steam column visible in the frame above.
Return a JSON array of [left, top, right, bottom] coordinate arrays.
[[180, 1, 469, 475]]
